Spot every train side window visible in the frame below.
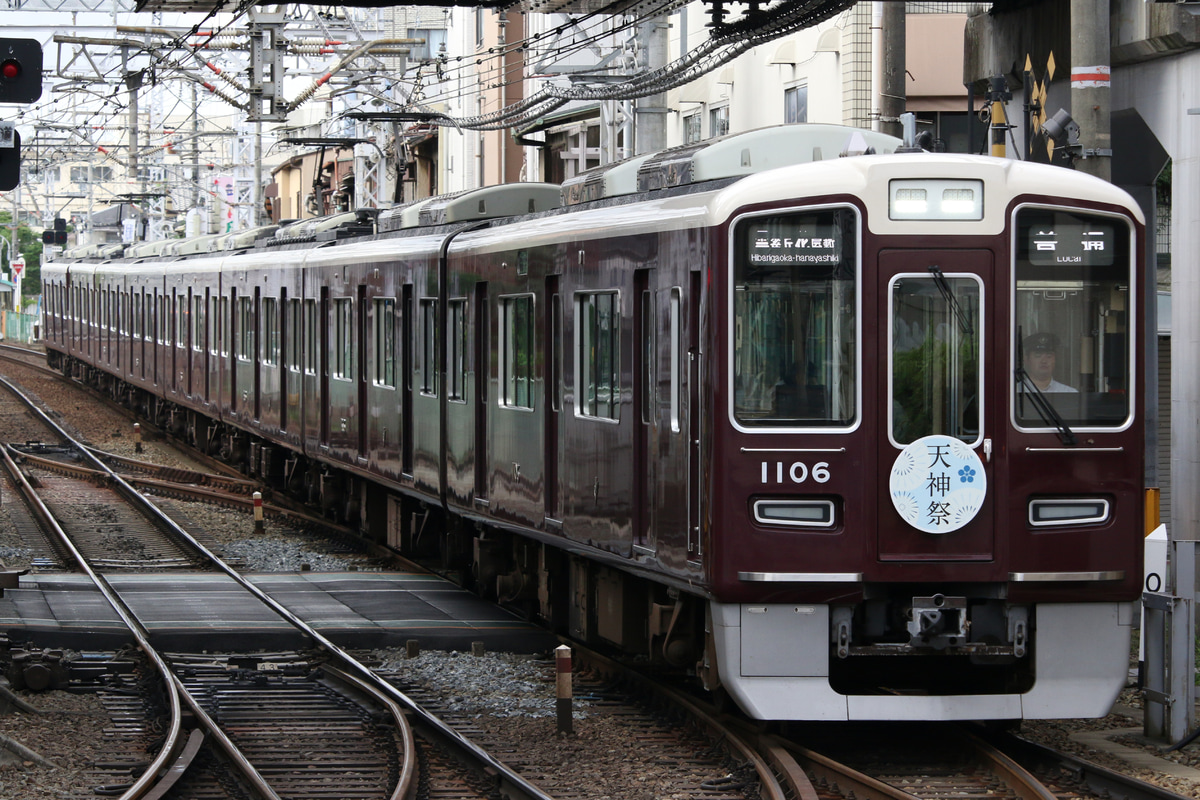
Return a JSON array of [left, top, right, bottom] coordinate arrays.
[[209, 296, 219, 356], [373, 297, 396, 388], [176, 292, 186, 347], [1012, 207, 1134, 430], [159, 294, 169, 345], [730, 206, 858, 429], [286, 299, 302, 371], [304, 299, 318, 375], [499, 294, 534, 409], [238, 295, 254, 362], [332, 297, 353, 380], [576, 290, 620, 421], [262, 297, 279, 366], [193, 295, 205, 353], [220, 295, 229, 357], [420, 298, 438, 396], [447, 298, 466, 401], [889, 273, 982, 446]]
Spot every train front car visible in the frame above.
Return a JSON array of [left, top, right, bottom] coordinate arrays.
[[707, 154, 1145, 721]]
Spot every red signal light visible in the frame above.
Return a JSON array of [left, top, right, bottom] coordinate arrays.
[[1, 60, 18, 80]]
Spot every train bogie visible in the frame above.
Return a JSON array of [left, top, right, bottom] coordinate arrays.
[[45, 123, 1147, 722]]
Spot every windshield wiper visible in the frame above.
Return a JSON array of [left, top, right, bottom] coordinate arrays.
[[1015, 326, 1076, 446], [929, 265, 974, 338]]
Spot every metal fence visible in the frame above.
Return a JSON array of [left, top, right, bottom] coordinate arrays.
[[0, 309, 40, 343]]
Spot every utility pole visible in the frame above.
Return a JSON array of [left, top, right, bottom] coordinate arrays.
[[634, 15, 668, 154], [879, 2, 905, 139], [1069, 0, 1111, 181]]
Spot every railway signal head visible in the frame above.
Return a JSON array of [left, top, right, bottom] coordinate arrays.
[[0, 38, 43, 105]]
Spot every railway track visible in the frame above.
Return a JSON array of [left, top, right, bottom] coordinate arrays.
[[2, 337, 1188, 800], [0, 371, 559, 800]]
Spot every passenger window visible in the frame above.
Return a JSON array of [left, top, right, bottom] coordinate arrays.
[[576, 291, 619, 420]]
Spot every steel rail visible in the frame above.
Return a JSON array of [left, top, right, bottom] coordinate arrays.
[[988, 729, 1195, 800], [0, 374, 284, 799], [0, 437, 188, 800], [1, 372, 548, 800], [563, 640, 795, 800]]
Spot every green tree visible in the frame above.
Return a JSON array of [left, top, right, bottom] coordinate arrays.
[[0, 211, 43, 299]]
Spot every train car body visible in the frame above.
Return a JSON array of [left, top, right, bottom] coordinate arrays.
[[45, 123, 1146, 722]]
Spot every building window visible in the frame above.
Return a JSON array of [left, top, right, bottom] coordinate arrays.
[[577, 291, 620, 420], [684, 112, 702, 144], [70, 166, 114, 183], [500, 294, 534, 409], [332, 297, 352, 379], [373, 298, 396, 388], [785, 85, 808, 123], [709, 106, 730, 138]]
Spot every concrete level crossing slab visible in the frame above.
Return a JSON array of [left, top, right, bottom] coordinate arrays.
[[0, 570, 554, 653]]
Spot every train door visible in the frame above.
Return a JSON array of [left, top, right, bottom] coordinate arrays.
[[686, 271, 703, 562], [253, 287, 262, 421], [357, 285, 369, 459], [633, 269, 653, 550], [877, 249, 995, 562], [402, 284, 413, 476], [543, 276, 560, 524], [473, 281, 489, 502], [320, 286, 331, 447]]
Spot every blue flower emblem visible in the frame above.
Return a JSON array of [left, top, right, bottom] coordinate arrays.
[[958, 466, 976, 484]]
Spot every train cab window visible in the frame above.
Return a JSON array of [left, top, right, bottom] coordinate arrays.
[[890, 274, 982, 446], [731, 207, 858, 428], [577, 291, 619, 420], [1013, 207, 1134, 429]]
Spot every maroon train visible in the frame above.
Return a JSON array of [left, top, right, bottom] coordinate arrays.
[[43, 123, 1147, 721]]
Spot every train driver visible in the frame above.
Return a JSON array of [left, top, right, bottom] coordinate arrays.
[[1021, 332, 1077, 393]]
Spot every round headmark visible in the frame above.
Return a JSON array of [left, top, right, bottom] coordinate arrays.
[[889, 434, 986, 534]]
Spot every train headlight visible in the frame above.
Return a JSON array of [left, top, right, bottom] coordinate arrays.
[[1028, 498, 1110, 527], [753, 499, 836, 528], [889, 179, 983, 221]]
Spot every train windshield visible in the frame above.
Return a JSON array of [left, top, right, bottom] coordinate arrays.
[[1013, 208, 1133, 429], [731, 207, 857, 428], [890, 274, 982, 445]]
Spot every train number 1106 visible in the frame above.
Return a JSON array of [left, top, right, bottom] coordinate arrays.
[[761, 461, 831, 484]]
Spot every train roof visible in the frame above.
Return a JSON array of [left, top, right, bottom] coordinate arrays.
[[561, 123, 902, 206]]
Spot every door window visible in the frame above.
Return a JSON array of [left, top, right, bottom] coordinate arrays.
[[890, 273, 982, 446]]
